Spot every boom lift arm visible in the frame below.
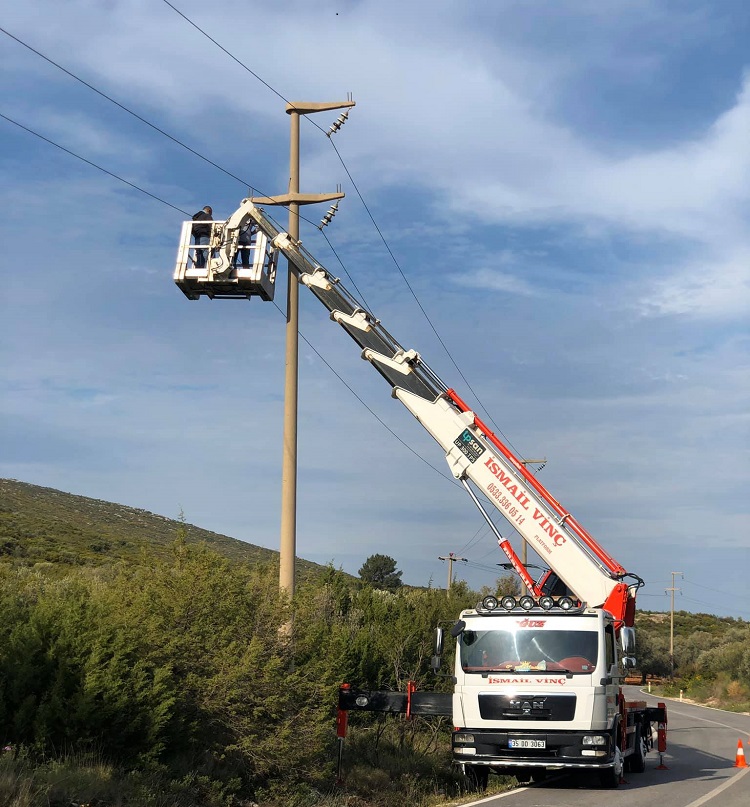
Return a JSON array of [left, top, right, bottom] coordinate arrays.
[[176, 199, 643, 628]]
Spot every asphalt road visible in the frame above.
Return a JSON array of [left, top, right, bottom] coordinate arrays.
[[462, 686, 750, 807]]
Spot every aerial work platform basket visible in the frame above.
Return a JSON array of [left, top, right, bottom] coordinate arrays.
[[174, 219, 278, 301]]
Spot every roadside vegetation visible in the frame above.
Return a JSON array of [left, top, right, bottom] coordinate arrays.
[[0, 534, 486, 806], [1, 480, 747, 804], [634, 611, 750, 713]]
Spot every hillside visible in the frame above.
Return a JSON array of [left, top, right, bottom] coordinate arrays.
[[0, 478, 323, 576]]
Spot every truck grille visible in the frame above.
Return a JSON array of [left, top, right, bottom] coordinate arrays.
[[478, 693, 576, 721]]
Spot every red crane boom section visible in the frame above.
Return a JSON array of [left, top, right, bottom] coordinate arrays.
[[446, 389, 628, 577]]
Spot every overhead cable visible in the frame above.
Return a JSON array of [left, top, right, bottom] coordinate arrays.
[[0, 25, 372, 295], [0, 111, 191, 215], [158, 1, 524, 456], [0, 25, 253, 188], [5, 12, 536, 549], [273, 302, 456, 485], [1, 109, 455, 487]]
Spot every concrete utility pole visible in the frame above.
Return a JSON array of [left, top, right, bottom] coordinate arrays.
[[251, 100, 355, 600], [439, 552, 468, 597], [666, 571, 683, 678]]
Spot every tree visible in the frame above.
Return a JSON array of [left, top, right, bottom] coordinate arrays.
[[358, 554, 403, 592], [479, 574, 522, 599]]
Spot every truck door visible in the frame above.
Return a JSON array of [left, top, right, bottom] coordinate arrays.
[[604, 623, 619, 724]]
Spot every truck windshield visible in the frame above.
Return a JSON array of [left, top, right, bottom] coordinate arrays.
[[460, 629, 597, 674]]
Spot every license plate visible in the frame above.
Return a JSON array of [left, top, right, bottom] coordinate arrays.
[[509, 739, 546, 749]]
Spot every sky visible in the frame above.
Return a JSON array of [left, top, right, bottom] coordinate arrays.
[[1, 0, 748, 619]]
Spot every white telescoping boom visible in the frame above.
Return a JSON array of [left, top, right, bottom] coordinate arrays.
[[175, 199, 643, 628]]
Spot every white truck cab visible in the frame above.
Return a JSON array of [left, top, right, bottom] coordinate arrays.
[[451, 604, 623, 781]]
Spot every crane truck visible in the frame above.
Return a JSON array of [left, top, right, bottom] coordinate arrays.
[[174, 201, 668, 788]]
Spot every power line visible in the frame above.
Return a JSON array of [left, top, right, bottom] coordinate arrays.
[[325, 137, 519, 449], [6, 11, 537, 539], [456, 522, 490, 556], [679, 595, 750, 618], [438, 552, 468, 595], [0, 24, 253, 189], [5, 107, 455, 486], [475, 543, 507, 562], [5, 9, 548, 485], [318, 228, 373, 314], [638, 590, 749, 619], [159, 0, 323, 126], [0, 111, 191, 215], [0, 27, 375, 329], [159, 0, 523, 456], [149, 5, 534, 501], [463, 560, 508, 577], [9, 9, 715, 617], [0, 25, 350, 241], [272, 301, 456, 485], [0, 109, 455, 487], [683, 578, 744, 598]]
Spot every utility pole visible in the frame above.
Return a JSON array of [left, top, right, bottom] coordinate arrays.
[[439, 552, 468, 597], [665, 571, 683, 678], [251, 99, 355, 602]]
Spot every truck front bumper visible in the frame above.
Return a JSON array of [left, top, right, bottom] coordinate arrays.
[[452, 729, 615, 769]]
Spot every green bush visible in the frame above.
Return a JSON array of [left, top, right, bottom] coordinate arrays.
[[2, 552, 747, 805]]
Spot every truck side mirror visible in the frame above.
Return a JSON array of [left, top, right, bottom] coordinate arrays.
[[431, 627, 444, 673], [434, 627, 444, 656], [621, 656, 637, 669], [620, 627, 636, 656], [450, 620, 466, 638]]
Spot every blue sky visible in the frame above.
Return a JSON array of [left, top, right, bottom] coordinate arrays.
[[1, 0, 748, 619]]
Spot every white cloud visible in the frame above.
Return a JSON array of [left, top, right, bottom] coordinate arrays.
[[458, 252, 541, 297], [638, 247, 750, 318]]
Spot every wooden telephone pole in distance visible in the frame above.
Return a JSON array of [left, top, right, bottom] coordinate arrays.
[[439, 552, 468, 597]]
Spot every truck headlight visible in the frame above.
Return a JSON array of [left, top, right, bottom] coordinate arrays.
[[519, 595, 535, 610], [482, 596, 498, 611], [582, 735, 607, 746], [454, 733, 475, 744]]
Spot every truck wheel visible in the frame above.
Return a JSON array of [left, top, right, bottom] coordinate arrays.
[[626, 727, 646, 773], [465, 764, 489, 792], [598, 746, 623, 789]]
